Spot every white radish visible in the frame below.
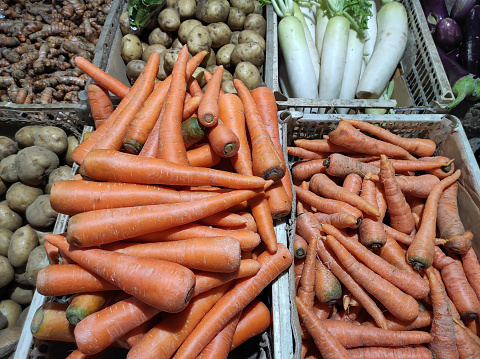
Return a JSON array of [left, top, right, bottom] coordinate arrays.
[[337, 29, 365, 114], [299, 4, 317, 43], [315, 6, 330, 63], [356, 1, 408, 99], [363, 0, 377, 64]]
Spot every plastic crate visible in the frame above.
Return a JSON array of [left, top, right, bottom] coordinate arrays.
[[272, 0, 454, 114], [280, 113, 480, 358]]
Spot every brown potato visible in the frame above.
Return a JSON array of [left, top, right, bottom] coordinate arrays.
[[207, 22, 232, 48], [142, 44, 167, 62], [221, 79, 237, 94], [187, 25, 212, 55], [148, 28, 173, 48], [200, 48, 217, 68], [238, 30, 266, 51], [252, 0, 263, 14], [119, 11, 132, 36], [192, 67, 207, 87], [45, 165, 72, 194], [234, 61, 262, 90], [8, 225, 39, 268], [24, 245, 48, 286], [171, 38, 183, 49], [175, 0, 196, 19], [0, 155, 17, 183], [216, 43, 235, 68], [0, 137, 17, 162], [178, 19, 202, 44], [6, 182, 43, 213], [0, 300, 21, 329], [0, 201, 21, 232], [14, 125, 41, 148], [14, 146, 59, 186], [158, 8, 181, 32], [157, 53, 169, 81], [9, 284, 33, 305], [229, 31, 241, 45], [230, 0, 254, 15], [0, 256, 14, 289], [25, 194, 58, 229], [201, 0, 230, 23], [64, 135, 78, 167], [227, 7, 246, 30], [244, 13, 267, 38], [32, 126, 68, 155], [231, 42, 264, 67], [121, 34, 143, 63], [0, 228, 13, 257], [0, 178, 6, 197], [126, 60, 146, 83]]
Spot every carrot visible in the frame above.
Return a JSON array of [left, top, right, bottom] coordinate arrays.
[[248, 191, 278, 253], [379, 154, 415, 234], [186, 143, 222, 167], [369, 158, 451, 173], [197, 211, 246, 227], [45, 234, 196, 313], [364, 311, 433, 331], [296, 212, 388, 329], [294, 185, 363, 222], [454, 322, 480, 359], [294, 139, 356, 154], [66, 291, 114, 325], [188, 77, 203, 98], [288, 147, 326, 160], [377, 236, 419, 275], [31, 302, 75, 342], [193, 259, 261, 296], [137, 111, 162, 158], [295, 257, 305, 290], [102, 237, 241, 273], [321, 319, 433, 348], [294, 234, 308, 258], [182, 116, 206, 149], [323, 153, 380, 180], [81, 149, 266, 189], [342, 173, 362, 195], [323, 224, 429, 299], [406, 169, 462, 270], [297, 237, 318, 308], [291, 159, 327, 182], [44, 241, 59, 264], [87, 84, 113, 128], [66, 349, 101, 359], [325, 234, 420, 322], [313, 212, 359, 229], [173, 243, 293, 358], [461, 248, 480, 302], [314, 259, 342, 305], [383, 224, 446, 246], [197, 312, 241, 359], [74, 296, 160, 355], [419, 156, 455, 178], [437, 182, 473, 254], [75, 56, 130, 99], [233, 79, 286, 182], [231, 299, 271, 349], [309, 173, 381, 217], [198, 66, 223, 126], [346, 346, 434, 359], [206, 118, 240, 158], [328, 121, 415, 160], [425, 268, 459, 359], [357, 174, 387, 249], [296, 297, 351, 359], [183, 96, 201, 120]]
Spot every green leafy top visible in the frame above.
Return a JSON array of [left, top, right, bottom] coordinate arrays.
[[325, 0, 372, 37], [127, 0, 164, 32]]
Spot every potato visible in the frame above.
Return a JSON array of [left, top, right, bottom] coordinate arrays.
[[24, 245, 48, 286], [0, 137, 17, 162], [244, 13, 267, 38], [148, 27, 173, 47], [14, 125, 41, 148], [121, 34, 143, 63], [165, 0, 177, 7], [126, 60, 146, 83], [0, 327, 21, 358], [229, 31, 241, 45], [187, 25, 212, 55], [234, 61, 262, 90], [192, 67, 207, 88], [163, 48, 182, 74], [8, 225, 39, 268], [216, 43, 235, 68], [231, 42, 264, 67], [206, 65, 233, 82], [201, 0, 230, 23], [120, 11, 132, 35], [142, 44, 167, 62], [230, 0, 254, 15], [157, 53, 169, 81], [14, 306, 29, 329], [6, 182, 43, 212], [45, 165, 71, 194], [32, 126, 68, 155], [238, 30, 266, 52], [64, 135, 78, 166], [252, 0, 262, 14], [200, 48, 217, 68], [0, 229, 12, 257], [171, 38, 183, 49], [222, 79, 237, 94], [0, 155, 18, 183], [0, 313, 6, 331], [227, 7, 246, 30], [0, 178, 6, 197], [141, 42, 149, 53], [0, 256, 14, 289], [26, 194, 58, 229], [158, 8, 181, 32], [0, 201, 21, 232], [14, 146, 59, 186], [207, 22, 231, 48], [175, 0, 196, 19], [32, 228, 51, 246], [178, 19, 202, 44], [0, 300, 21, 328], [9, 284, 33, 305]]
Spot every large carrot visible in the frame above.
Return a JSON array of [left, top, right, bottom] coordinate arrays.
[[346, 346, 434, 358], [198, 65, 223, 126], [313, 212, 359, 229], [420, 156, 455, 178], [75, 56, 129, 99], [379, 154, 415, 234], [368, 158, 451, 173], [377, 235, 419, 275], [173, 243, 293, 358], [314, 259, 342, 305], [294, 139, 356, 154], [396, 174, 440, 198], [233, 79, 286, 182], [363, 311, 434, 331], [197, 312, 241, 359], [45, 234, 196, 313], [31, 302, 75, 342], [197, 210, 247, 227], [291, 159, 327, 182], [66, 291, 115, 325], [323, 153, 380, 179], [297, 237, 318, 308], [206, 118, 240, 158], [461, 248, 480, 302], [87, 84, 113, 128], [231, 299, 271, 349], [406, 170, 461, 270], [102, 237, 241, 273], [328, 121, 415, 160], [81, 149, 266, 189], [342, 173, 363, 195], [74, 296, 160, 355], [288, 146, 326, 160], [66, 184, 268, 247]]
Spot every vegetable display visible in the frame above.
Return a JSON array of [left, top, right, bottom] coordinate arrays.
[[289, 118, 480, 358]]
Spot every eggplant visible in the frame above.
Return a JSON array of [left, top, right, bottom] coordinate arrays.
[[450, 0, 477, 25], [433, 18, 462, 52], [436, 46, 480, 109], [446, 48, 461, 63], [460, 5, 480, 76], [420, 0, 449, 31]]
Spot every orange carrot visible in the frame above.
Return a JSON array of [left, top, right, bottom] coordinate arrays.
[[233, 79, 286, 182], [346, 346, 434, 358], [294, 139, 356, 154], [419, 156, 455, 178], [364, 311, 433, 331], [197, 312, 241, 359], [295, 257, 305, 290], [377, 236, 418, 275], [203, 70, 225, 96], [375, 183, 388, 218], [230, 300, 271, 349], [66, 291, 114, 325], [313, 212, 359, 229], [324, 153, 380, 180], [342, 173, 362, 195], [291, 159, 327, 182], [309, 173, 381, 217], [248, 192, 278, 252], [369, 158, 451, 173], [217, 211, 257, 232], [119, 314, 160, 348], [384, 224, 446, 246], [454, 321, 480, 358], [31, 302, 75, 342], [407, 170, 461, 270], [186, 143, 222, 167], [183, 96, 201, 120], [396, 175, 440, 199], [206, 118, 240, 158], [45, 234, 196, 313], [102, 237, 241, 273], [461, 248, 480, 302], [197, 211, 246, 227], [173, 243, 293, 358], [81, 149, 266, 189], [314, 259, 342, 305], [66, 349, 101, 359], [75, 56, 130, 99], [87, 84, 113, 128], [138, 112, 162, 158], [288, 147, 326, 160], [74, 296, 160, 355], [44, 241, 59, 264], [328, 121, 415, 160], [294, 234, 308, 258], [379, 154, 415, 234], [437, 182, 473, 254], [198, 66, 223, 126], [188, 77, 203, 98], [297, 237, 318, 308]]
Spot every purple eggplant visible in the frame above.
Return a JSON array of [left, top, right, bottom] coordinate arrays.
[[434, 18, 463, 52], [450, 0, 477, 25], [446, 48, 461, 63], [436, 46, 480, 109], [460, 5, 480, 76], [421, 0, 449, 31]]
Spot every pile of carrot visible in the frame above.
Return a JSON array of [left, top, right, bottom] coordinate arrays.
[[31, 46, 295, 358], [290, 118, 480, 358]]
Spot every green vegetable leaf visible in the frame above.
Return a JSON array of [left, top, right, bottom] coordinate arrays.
[[258, 0, 272, 6], [127, 0, 164, 31], [343, 0, 372, 30]]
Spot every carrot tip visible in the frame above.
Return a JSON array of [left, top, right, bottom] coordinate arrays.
[[262, 168, 285, 183], [202, 114, 216, 126], [264, 180, 274, 190], [223, 143, 238, 157], [122, 138, 143, 155]]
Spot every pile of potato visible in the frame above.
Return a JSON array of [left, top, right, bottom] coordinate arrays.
[[0, 125, 79, 357], [119, 0, 267, 91]]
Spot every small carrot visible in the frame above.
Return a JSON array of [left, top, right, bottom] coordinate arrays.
[[198, 66, 223, 126], [87, 84, 113, 128], [364, 311, 433, 331], [297, 237, 318, 308], [197, 312, 241, 359], [454, 321, 480, 359], [206, 118, 240, 158], [31, 302, 75, 342], [291, 159, 327, 182], [231, 299, 271, 349], [314, 259, 342, 305], [407, 170, 462, 270], [377, 236, 419, 275], [249, 192, 278, 252], [44, 241, 59, 264], [419, 156, 455, 178], [186, 143, 222, 167], [66, 291, 115, 325], [323, 153, 380, 180], [294, 139, 356, 154], [313, 212, 359, 229], [182, 116, 206, 149], [294, 234, 308, 258], [197, 211, 247, 227], [384, 224, 446, 246], [183, 96, 202, 120], [66, 349, 101, 359], [295, 257, 305, 290], [346, 346, 434, 359], [138, 112, 162, 158], [461, 248, 480, 302], [342, 173, 362, 195], [288, 146, 326, 160], [188, 77, 203, 98]]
